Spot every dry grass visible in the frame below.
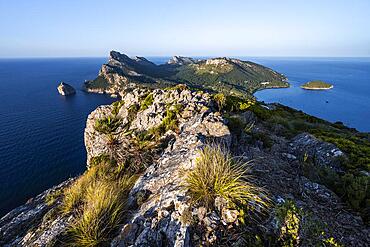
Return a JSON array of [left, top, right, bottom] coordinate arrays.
[[67, 175, 136, 246], [61, 166, 100, 214], [183, 146, 269, 214]]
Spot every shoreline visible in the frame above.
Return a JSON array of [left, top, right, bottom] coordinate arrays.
[[301, 85, 334, 90]]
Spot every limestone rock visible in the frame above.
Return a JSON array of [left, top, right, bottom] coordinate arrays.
[[57, 82, 76, 96], [288, 133, 345, 171]]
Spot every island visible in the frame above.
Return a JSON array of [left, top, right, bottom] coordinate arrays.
[[301, 80, 333, 90], [57, 82, 76, 96]]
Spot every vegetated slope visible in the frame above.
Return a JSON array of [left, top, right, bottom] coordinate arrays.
[[1, 86, 369, 246], [83, 51, 288, 95]]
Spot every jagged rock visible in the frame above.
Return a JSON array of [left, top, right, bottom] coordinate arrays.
[[0, 179, 74, 246], [57, 82, 76, 96], [288, 133, 345, 171], [167, 56, 197, 65]]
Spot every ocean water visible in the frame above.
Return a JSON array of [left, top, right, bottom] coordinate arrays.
[[0, 58, 115, 217], [0, 57, 369, 217], [252, 57, 370, 132]]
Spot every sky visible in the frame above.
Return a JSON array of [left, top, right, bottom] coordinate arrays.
[[0, 0, 369, 57]]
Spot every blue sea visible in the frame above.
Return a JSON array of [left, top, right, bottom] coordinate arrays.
[[0, 57, 369, 217]]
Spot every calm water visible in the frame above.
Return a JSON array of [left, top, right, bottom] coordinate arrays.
[[252, 58, 370, 132], [0, 58, 115, 217], [0, 57, 369, 217]]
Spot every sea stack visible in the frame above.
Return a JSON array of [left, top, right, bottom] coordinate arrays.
[[57, 82, 76, 96]]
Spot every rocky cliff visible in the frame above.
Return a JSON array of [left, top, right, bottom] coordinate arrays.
[[1, 86, 369, 246]]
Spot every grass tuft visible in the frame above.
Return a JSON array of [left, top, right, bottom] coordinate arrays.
[[183, 146, 268, 215], [67, 175, 136, 246]]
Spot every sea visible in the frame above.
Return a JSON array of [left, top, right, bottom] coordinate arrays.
[[0, 57, 369, 217]]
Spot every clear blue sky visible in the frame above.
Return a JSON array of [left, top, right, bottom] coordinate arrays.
[[1, 0, 369, 57]]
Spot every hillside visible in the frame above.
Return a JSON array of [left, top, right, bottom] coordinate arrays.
[[83, 51, 289, 95], [1, 86, 369, 246]]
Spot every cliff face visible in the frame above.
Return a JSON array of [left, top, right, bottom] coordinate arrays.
[[1, 86, 369, 246], [83, 51, 288, 95]]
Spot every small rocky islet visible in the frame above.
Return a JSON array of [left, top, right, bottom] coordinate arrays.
[[57, 82, 76, 96], [1, 51, 369, 246]]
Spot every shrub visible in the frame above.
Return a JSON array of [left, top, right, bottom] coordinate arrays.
[[88, 154, 114, 169], [139, 93, 154, 111], [94, 116, 121, 134], [127, 104, 140, 123], [146, 105, 183, 139], [183, 146, 268, 215], [276, 200, 301, 247], [45, 189, 63, 206], [224, 95, 255, 112], [213, 93, 226, 111], [111, 100, 124, 116]]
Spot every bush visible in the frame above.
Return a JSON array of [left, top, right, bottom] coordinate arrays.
[[111, 100, 124, 116], [213, 93, 226, 111], [183, 146, 268, 215], [139, 93, 154, 111], [94, 116, 121, 134], [224, 95, 255, 112], [276, 200, 301, 247]]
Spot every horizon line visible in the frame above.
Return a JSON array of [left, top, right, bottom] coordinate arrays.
[[1, 55, 370, 59]]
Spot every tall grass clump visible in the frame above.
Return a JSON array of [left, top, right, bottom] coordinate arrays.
[[68, 176, 136, 246], [183, 146, 268, 214], [61, 166, 100, 214]]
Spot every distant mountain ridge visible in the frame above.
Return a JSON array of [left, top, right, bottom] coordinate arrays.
[[83, 51, 289, 95]]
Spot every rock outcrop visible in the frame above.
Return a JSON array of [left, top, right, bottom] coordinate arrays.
[[167, 56, 197, 65], [57, 82, 76, 96]]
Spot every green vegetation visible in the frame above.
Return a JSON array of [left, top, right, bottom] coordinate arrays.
[[111, 100, 124, 116], [45, 189, 63, 206], [84, 75, 110, 90], [249, 103, 370, 222], [276, 200, 301, 247], [301, 80, 333, 90], [139, 93, 154, 111], [213, 93, 226, 111], [173, 60, 288, 95], [140, 103, 184, 140], [183, 145, 269, 215], [275, 200, 343, 247], [94, 116, 121, 134]]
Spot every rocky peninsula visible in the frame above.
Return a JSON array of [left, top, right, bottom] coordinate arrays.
[[83, 51, 289, 96]]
